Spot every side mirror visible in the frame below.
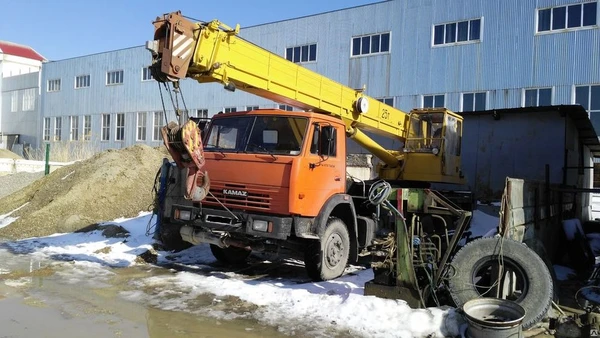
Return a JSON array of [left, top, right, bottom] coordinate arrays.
[[319, 126, 336, 157]]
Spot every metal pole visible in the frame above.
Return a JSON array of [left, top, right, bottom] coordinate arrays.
[[44, 143, 50, 175]]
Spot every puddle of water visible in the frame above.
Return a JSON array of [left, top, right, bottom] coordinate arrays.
[[0, 251, 290, 338]]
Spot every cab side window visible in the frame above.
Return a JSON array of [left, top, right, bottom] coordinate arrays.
[[321, 126, 337, 157]]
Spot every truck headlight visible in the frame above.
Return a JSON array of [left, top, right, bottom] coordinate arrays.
[[174, 209, 192, 221], [252, 220, 269, 232]]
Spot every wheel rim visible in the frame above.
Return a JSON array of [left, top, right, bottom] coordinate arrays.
[[471, 257, 528, 302], [324, 232, 345, 269]]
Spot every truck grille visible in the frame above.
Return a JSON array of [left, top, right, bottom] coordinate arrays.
[[205, 183, 273, 210]]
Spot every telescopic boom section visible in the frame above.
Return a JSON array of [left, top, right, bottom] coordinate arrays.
[[146, 11, 406, 168]]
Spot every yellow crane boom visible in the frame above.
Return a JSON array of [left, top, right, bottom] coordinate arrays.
[[147, 11, 465, 184]]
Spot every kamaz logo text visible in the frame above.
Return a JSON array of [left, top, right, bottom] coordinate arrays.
[[223, 189, 248, 197]]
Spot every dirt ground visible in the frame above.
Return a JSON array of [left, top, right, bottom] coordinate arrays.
[[0, 149, 22, 160], [0, 144, 171, 240]]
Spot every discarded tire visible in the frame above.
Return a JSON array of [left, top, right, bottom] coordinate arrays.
[[448, 237, 553, 330]]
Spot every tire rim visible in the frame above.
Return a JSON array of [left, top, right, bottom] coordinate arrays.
[[471, 257, 528, 303], [325, 232, 344, 269]]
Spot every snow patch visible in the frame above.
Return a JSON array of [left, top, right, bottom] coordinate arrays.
[[554, 265, 576, 281], [563, 219, 584, 241], [3, 211, 464, 338], [587, 232, 600, 256], [0, 202, 29, 229], [469, 209, 499, 238]]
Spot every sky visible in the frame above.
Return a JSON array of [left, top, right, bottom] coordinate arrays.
[[1, 0, 380, 61]]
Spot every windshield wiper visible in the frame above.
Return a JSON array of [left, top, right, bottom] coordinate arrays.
[[204, 143, 226, 157], [248, 143, 277, 160]]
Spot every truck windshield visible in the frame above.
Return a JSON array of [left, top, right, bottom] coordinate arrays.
[[204, 115, 309, 155]]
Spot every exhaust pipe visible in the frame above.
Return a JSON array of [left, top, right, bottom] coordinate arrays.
[[180, 225, 224, 247], [180, 226, 255, 251]]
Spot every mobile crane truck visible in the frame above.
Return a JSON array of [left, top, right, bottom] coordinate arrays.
[[147, 11, 553, 328]]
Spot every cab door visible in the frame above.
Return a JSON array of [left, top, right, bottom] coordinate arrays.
[[443, 114, 462, 177], [289, 122, 346, 217]]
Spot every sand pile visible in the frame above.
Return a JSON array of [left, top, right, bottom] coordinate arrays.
[[0, 149, 22, 160], [0, 144, 171, 240]]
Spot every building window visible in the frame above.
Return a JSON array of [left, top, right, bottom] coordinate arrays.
[[462, 92, 487, 112], [376, 97, 395, 107], [286, 43, 317, 63], [190, 109, 209, 118], [423, 94, 445, 108], [153, 111, 164, 141], [11, 91, 18, 112], [279, 104, 295, 111], [575, 85, 600, 131], [137, 112, 147, 141], [142, 67, 153, 81], [351, 32, 391, 57], [75, 75, 90, 89], [83, 115, 91, 141], [115, 113, 125, 141], [433, 18, 482, 46], [101, 114, 111, 141], [106, 70, 124, 85], [43, 118, 51, 142], [54, 117, 62, 141], [22, 88, 35, 111], [224, 107, 237, 113], [47, 79, 61, 92], [70, 116, 79, 141], [523, 88, 552, 107], [246, 106, 259, 111], [537, 2, 597, 33]]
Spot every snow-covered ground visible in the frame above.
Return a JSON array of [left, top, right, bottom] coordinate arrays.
[[0, 207, 508, 338], [0, 212, 465, 337]]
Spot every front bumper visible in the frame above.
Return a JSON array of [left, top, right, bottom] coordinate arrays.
[[170, 204, 293, 240]]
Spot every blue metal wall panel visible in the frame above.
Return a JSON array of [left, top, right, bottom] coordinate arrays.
[[461, 111, 566, 199], [31, 0, 599, 156]]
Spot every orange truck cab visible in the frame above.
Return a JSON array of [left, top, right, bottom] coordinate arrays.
[[160, 109, 373, 281]]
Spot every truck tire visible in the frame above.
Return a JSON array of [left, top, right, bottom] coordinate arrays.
[[304, 217, 350, 281], [448, 237, 553, 330], [159, 222, 192, 252], [210, 244, 251, 265]]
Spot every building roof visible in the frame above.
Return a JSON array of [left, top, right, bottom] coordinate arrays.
[[0, 41, 46, 62], [461, 105, 600, 158]]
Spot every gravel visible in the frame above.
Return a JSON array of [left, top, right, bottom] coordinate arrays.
[[0, 171, 45, 200], [0, 144, 169, 240]]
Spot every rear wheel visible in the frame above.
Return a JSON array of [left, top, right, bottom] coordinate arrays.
[[304, 218, 350, 281], [210, 244, 251, 265]]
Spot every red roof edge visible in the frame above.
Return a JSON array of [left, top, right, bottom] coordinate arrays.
[[0, 41, 46, 62]]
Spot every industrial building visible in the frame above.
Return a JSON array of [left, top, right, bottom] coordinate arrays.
[[0, 41, 45, 151], [1, 0, 599, 196]]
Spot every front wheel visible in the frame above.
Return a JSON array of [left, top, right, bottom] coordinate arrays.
[[159, 222, 192, 252], [304, 217, 350, 281], [210, 244, 251, 265]]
